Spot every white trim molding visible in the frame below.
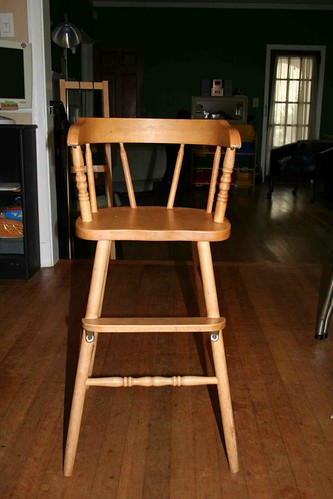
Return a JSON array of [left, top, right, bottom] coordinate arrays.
[[27, 0, 59, 267]]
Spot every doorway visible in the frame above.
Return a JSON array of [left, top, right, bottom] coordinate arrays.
[[261, 45, 326, 179], [93, 44, 143, 117]]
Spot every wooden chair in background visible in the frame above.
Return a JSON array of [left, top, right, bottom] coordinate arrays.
[[64, 117, 241, 476], [59, 80, 116, 258]]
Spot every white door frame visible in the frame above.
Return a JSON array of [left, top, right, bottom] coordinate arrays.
[[260, 44, 326, 180], [28, 0, 59, 266]]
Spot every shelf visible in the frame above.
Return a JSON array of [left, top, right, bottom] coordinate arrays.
[[191, 96, 248, 124], [0, 182, 21, 192], [191, 122, 256, 191]]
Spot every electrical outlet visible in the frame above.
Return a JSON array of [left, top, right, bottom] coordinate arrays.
[[0, 13, 14, 37], [252, 98, 259, 108]]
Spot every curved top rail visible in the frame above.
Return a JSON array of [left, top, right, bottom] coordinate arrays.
[[67, 117, 241, 149]]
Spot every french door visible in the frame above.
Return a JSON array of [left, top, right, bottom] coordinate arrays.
[[261, 45, 326, 178]]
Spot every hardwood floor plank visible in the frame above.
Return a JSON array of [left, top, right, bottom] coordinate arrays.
[[114, 388, 152, 499], [217, 266, 311, 497], [170, 388, 196, 498], [0, 326, 66, 497], [225, 264, 332, 498], [6, 380, 64, 498], [89, 388, 134, 497]]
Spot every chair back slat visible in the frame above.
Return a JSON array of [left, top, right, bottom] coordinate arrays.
[[72, 145, 92, 222], [207, 146, 222, 214], [214, 148, 236, 223], [167, 144, 184, 209], [85, 144, 98, 213], [119, 143, 137, 208]]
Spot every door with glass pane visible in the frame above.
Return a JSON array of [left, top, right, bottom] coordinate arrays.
[[270, 53, 317, 147], [261, 45, 325, 178]]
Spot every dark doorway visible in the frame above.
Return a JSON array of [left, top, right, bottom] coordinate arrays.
[[94, 44, 144, 117]]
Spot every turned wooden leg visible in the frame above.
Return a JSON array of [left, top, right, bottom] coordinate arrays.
[[197, 240, 239, 473], [192, 242, 214, 377], [86, 241, 111, 376], [210, 333, 239, 473], [191, 242, 206, 317], [64, 332, 95, 476], [64, 240, 111, 476]]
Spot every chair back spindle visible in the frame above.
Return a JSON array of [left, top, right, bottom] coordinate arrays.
[[119, 143, 137, 208], [206, 146, 222, 214], [72, 145, 92, 222], [167, 143, 185, 209], [214, 147, 236, 223], [85, 144, 98, 213]]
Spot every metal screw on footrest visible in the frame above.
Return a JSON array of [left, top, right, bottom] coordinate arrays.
[[85, 332, 95, 343]]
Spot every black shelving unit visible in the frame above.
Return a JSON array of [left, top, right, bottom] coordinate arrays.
[[0, 124, 40, 279]]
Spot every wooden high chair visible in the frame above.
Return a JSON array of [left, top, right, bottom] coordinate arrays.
[[59, 80, 116, 258], [64, 117, 241, 476]]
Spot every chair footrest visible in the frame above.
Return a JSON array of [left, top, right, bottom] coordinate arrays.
[[82, 316, 226, 333], [86, 375, 218, 388]]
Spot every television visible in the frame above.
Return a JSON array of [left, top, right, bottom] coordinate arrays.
[[0, 40, 32, 110]]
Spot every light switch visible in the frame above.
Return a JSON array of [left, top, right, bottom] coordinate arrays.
[[252, 98, 259, 108], [0, 13, 15, 37]]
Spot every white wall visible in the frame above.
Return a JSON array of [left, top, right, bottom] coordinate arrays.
[[0, 0, 57, 266], [27, 0, 58, 267]]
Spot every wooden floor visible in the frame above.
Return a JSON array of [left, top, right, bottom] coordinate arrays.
[[1, 183, 333, 498], [117, 182, 333, 264]]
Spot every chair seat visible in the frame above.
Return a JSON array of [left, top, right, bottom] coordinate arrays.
[[76, 206, 231, 242]]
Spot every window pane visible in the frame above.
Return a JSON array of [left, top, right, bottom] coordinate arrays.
[[287, 103, 298, 124], [288, 80, 300, 102], [286, 126, 297, 143], [301, 57, 313, 78], [273, 103, 286, 124], [277, 57, 288, 78], [289, 58, 301, 79], [300, 80, 312, 102], [272, 125, 285, 147], [297, 125, 309, 141], [275, 80, 287, 101], [297, 103, 310, 124]]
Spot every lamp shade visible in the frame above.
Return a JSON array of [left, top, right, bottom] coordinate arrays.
[[52, 22, 81, 50]]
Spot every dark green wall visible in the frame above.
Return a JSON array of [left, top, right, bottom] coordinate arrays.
[[50, 4, 333, 161], [50, 0, 93, 78], [91, 7, 333, 142]]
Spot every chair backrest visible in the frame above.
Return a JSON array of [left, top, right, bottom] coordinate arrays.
[[67, 117, 241, 224], [59, 80, 110, 121]]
